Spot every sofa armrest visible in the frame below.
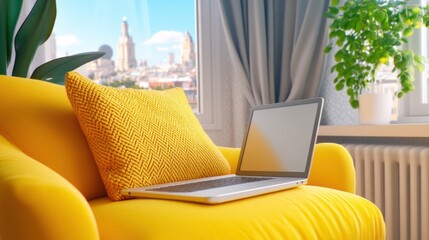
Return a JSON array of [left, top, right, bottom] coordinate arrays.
[[219, 143, 356, 194], [0, 135, 99, 240], [308, 143, 356, 194], [217, 146, 241, 174]]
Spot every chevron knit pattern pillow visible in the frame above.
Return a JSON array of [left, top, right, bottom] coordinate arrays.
[[66, 72, 230, 201]]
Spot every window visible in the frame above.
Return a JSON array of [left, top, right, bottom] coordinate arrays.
[[50, 0, 199, 110], [399, 0, 429, 120], [405, 25, 429, 115], [362, 0, 429, 122], [36, 0, 223, 129]]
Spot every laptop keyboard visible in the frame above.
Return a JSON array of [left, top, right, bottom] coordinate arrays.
[[150, 176, 273, 193]]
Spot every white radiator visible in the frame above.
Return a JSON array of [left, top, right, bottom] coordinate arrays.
[[344, 144, 429, 240]]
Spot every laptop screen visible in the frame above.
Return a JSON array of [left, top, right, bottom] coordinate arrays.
[[237, 98, 323, 178]]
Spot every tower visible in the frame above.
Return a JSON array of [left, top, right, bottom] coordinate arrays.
[[181, 32, 196, 70], [117, 17, 137, 72], [168, 52, 175, 65]]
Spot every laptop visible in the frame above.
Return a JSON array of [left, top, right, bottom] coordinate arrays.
[[121, 97, 324, 204]]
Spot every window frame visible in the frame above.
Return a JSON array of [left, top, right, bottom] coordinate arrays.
[[194, 0, 222, 130]]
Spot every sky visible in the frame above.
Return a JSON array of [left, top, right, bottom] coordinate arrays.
[[52, 0, 196, 66]]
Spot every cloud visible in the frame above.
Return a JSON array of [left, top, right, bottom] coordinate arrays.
[[171, 44, 181, 50], [155, 46, 183, 52], [144, 31, 183, 45], [156, 47, 171, 52], [56, 34, 81, 47]]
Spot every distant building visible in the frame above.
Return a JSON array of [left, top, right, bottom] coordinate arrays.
[[87, 44, 115, 81], [168, 52, 175, 65], [181, 32, 196, 70], [117, 17, 137, 72]]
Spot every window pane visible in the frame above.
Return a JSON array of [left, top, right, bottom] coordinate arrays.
[[422, 0, 429, 105], [50, 0, 198, 111]]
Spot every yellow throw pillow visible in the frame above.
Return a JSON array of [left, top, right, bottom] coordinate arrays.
[[66, 72, 230, 201]]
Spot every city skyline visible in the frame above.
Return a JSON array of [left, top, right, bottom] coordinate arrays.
[[82, 14, 198, 109], [52, 0, 196, 66]]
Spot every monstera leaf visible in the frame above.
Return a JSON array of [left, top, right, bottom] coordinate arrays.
[[0, 0, 104, 84], [0, 0, 23, 74], [31, 52, 105, 84], [13, 0, 57, 77]]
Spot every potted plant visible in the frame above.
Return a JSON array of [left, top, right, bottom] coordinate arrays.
[[325, 0, 429, 124], [1, 0, 104, 84]]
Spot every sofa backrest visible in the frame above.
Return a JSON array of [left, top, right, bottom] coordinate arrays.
[[0, 75, 106, 200]]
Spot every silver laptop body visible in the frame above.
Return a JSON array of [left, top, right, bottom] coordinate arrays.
[[121, 98, 324, 204]]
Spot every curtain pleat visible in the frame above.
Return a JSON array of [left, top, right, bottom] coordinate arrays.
[[218, 0, 329, 106]]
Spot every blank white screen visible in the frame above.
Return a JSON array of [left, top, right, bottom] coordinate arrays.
[[239, 103, 318, 173]]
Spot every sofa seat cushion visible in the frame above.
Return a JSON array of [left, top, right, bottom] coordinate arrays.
[[89, 185, 385, 239]]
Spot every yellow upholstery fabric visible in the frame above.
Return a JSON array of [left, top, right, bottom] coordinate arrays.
[[0, 135, 99, 240], [0, 75, 105, 200], [217, 146, 241, 173], [309, 143, 356, 193], [90, 186, 385, 240], [65, 72, 230, 201]]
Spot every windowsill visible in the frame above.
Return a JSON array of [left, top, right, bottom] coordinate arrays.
[[319, 123, 429, 138]]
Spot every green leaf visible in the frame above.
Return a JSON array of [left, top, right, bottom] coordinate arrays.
[[324, 45, 333, 53], [350, 99, 359, 109], [327, 7, 339, 16], [401, 37, 408, 43], [12, 0, 56, 77], [30, 51, 105, 84], [374, 10, 386, 23], [382, 17, 390, 31], [336, 38, 344, 47], [356, 21, 364, 32], [402, 82, 414, 92], [334, 51, 343, 61], [0, 0, 23, 74], [331, 0, 340, 7], [329, 31, 338, 39], [403, 27, 414, 37], [400, 72, 410, 83], [414, 54, 426, 72], [335, 82, 345, 91], [424, 14, 429, 26]]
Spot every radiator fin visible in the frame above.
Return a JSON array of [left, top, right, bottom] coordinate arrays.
[[344, 144, 429, 240]]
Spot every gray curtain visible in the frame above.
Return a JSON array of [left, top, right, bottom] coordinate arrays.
[[218, 0, 329, 106]]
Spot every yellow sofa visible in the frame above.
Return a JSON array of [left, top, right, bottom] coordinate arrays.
[[0, 75, 385, 240]]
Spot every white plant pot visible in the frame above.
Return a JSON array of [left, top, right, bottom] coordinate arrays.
[[358, 93, 393, 125]]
